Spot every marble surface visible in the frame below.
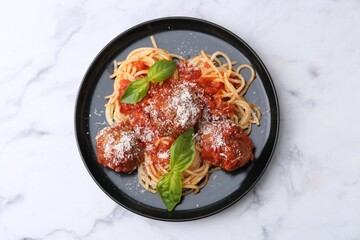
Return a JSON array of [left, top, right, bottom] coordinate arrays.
[[1, 0, 359, 239]]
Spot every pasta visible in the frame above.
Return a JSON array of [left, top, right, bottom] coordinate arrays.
[[97, 36, 261, 197]]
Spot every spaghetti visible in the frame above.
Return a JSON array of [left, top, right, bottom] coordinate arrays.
[[99, 37, 261, 197]]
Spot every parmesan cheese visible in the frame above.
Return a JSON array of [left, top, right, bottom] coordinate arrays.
[[169, 85, 200, 128]]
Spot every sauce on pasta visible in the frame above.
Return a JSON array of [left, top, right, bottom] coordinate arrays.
[[96, 39, 261, 196]]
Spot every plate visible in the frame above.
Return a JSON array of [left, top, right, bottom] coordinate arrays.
[[75, 17, 279, 221]]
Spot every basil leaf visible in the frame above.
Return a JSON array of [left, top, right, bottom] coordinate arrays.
[[147, 59, 177, 83], [170, 128, 196, 172], [156, 128, 195, 211], [156, 171, 184, 212], [119, 60, 176, 104], [120, 78, 150, 104]]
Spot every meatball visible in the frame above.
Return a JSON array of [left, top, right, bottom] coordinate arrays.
[[128, 108, 155, 144], [197, 119, 254, 171], [146, 84, 202, 137], [96, 123, 144, 173]]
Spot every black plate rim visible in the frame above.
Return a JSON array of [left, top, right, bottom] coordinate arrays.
[[74, 16, 279, 221]]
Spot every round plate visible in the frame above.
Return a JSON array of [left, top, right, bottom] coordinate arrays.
[[75, 17, 279, 221]]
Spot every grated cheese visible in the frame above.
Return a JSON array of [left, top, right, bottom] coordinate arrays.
[[157, 150, 170, 159], [169, 85, 200, 128]]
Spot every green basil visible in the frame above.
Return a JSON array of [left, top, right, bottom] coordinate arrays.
[[156, 172, 183, 212], [120, 59, 176, 104], [157, 128, 195, 211], [147, 59, 177, 83], [120, 78, 149, 104], [170, 128, 196, 172]]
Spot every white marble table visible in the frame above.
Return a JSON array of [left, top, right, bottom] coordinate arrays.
[[1, 0, 359, 239]]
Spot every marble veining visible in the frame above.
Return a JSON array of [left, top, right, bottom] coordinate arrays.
[[1, 0, 360, 239]]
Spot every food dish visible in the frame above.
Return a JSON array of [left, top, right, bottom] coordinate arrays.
[[96, 39, 261, 211], [75, 17, 279, 221]]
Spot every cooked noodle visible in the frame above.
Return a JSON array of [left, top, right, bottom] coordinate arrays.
[[104, 37, 260, 195]]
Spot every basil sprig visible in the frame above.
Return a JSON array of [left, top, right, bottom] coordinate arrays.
[[157, 128, 196, 211], [120, 78, 149, 104], [147, 59, 177, 83], [120, 59, 176, 104]]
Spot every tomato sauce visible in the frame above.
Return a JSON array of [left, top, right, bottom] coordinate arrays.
[[132, 61, 148, 71], [119, 61, 235, 165]]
